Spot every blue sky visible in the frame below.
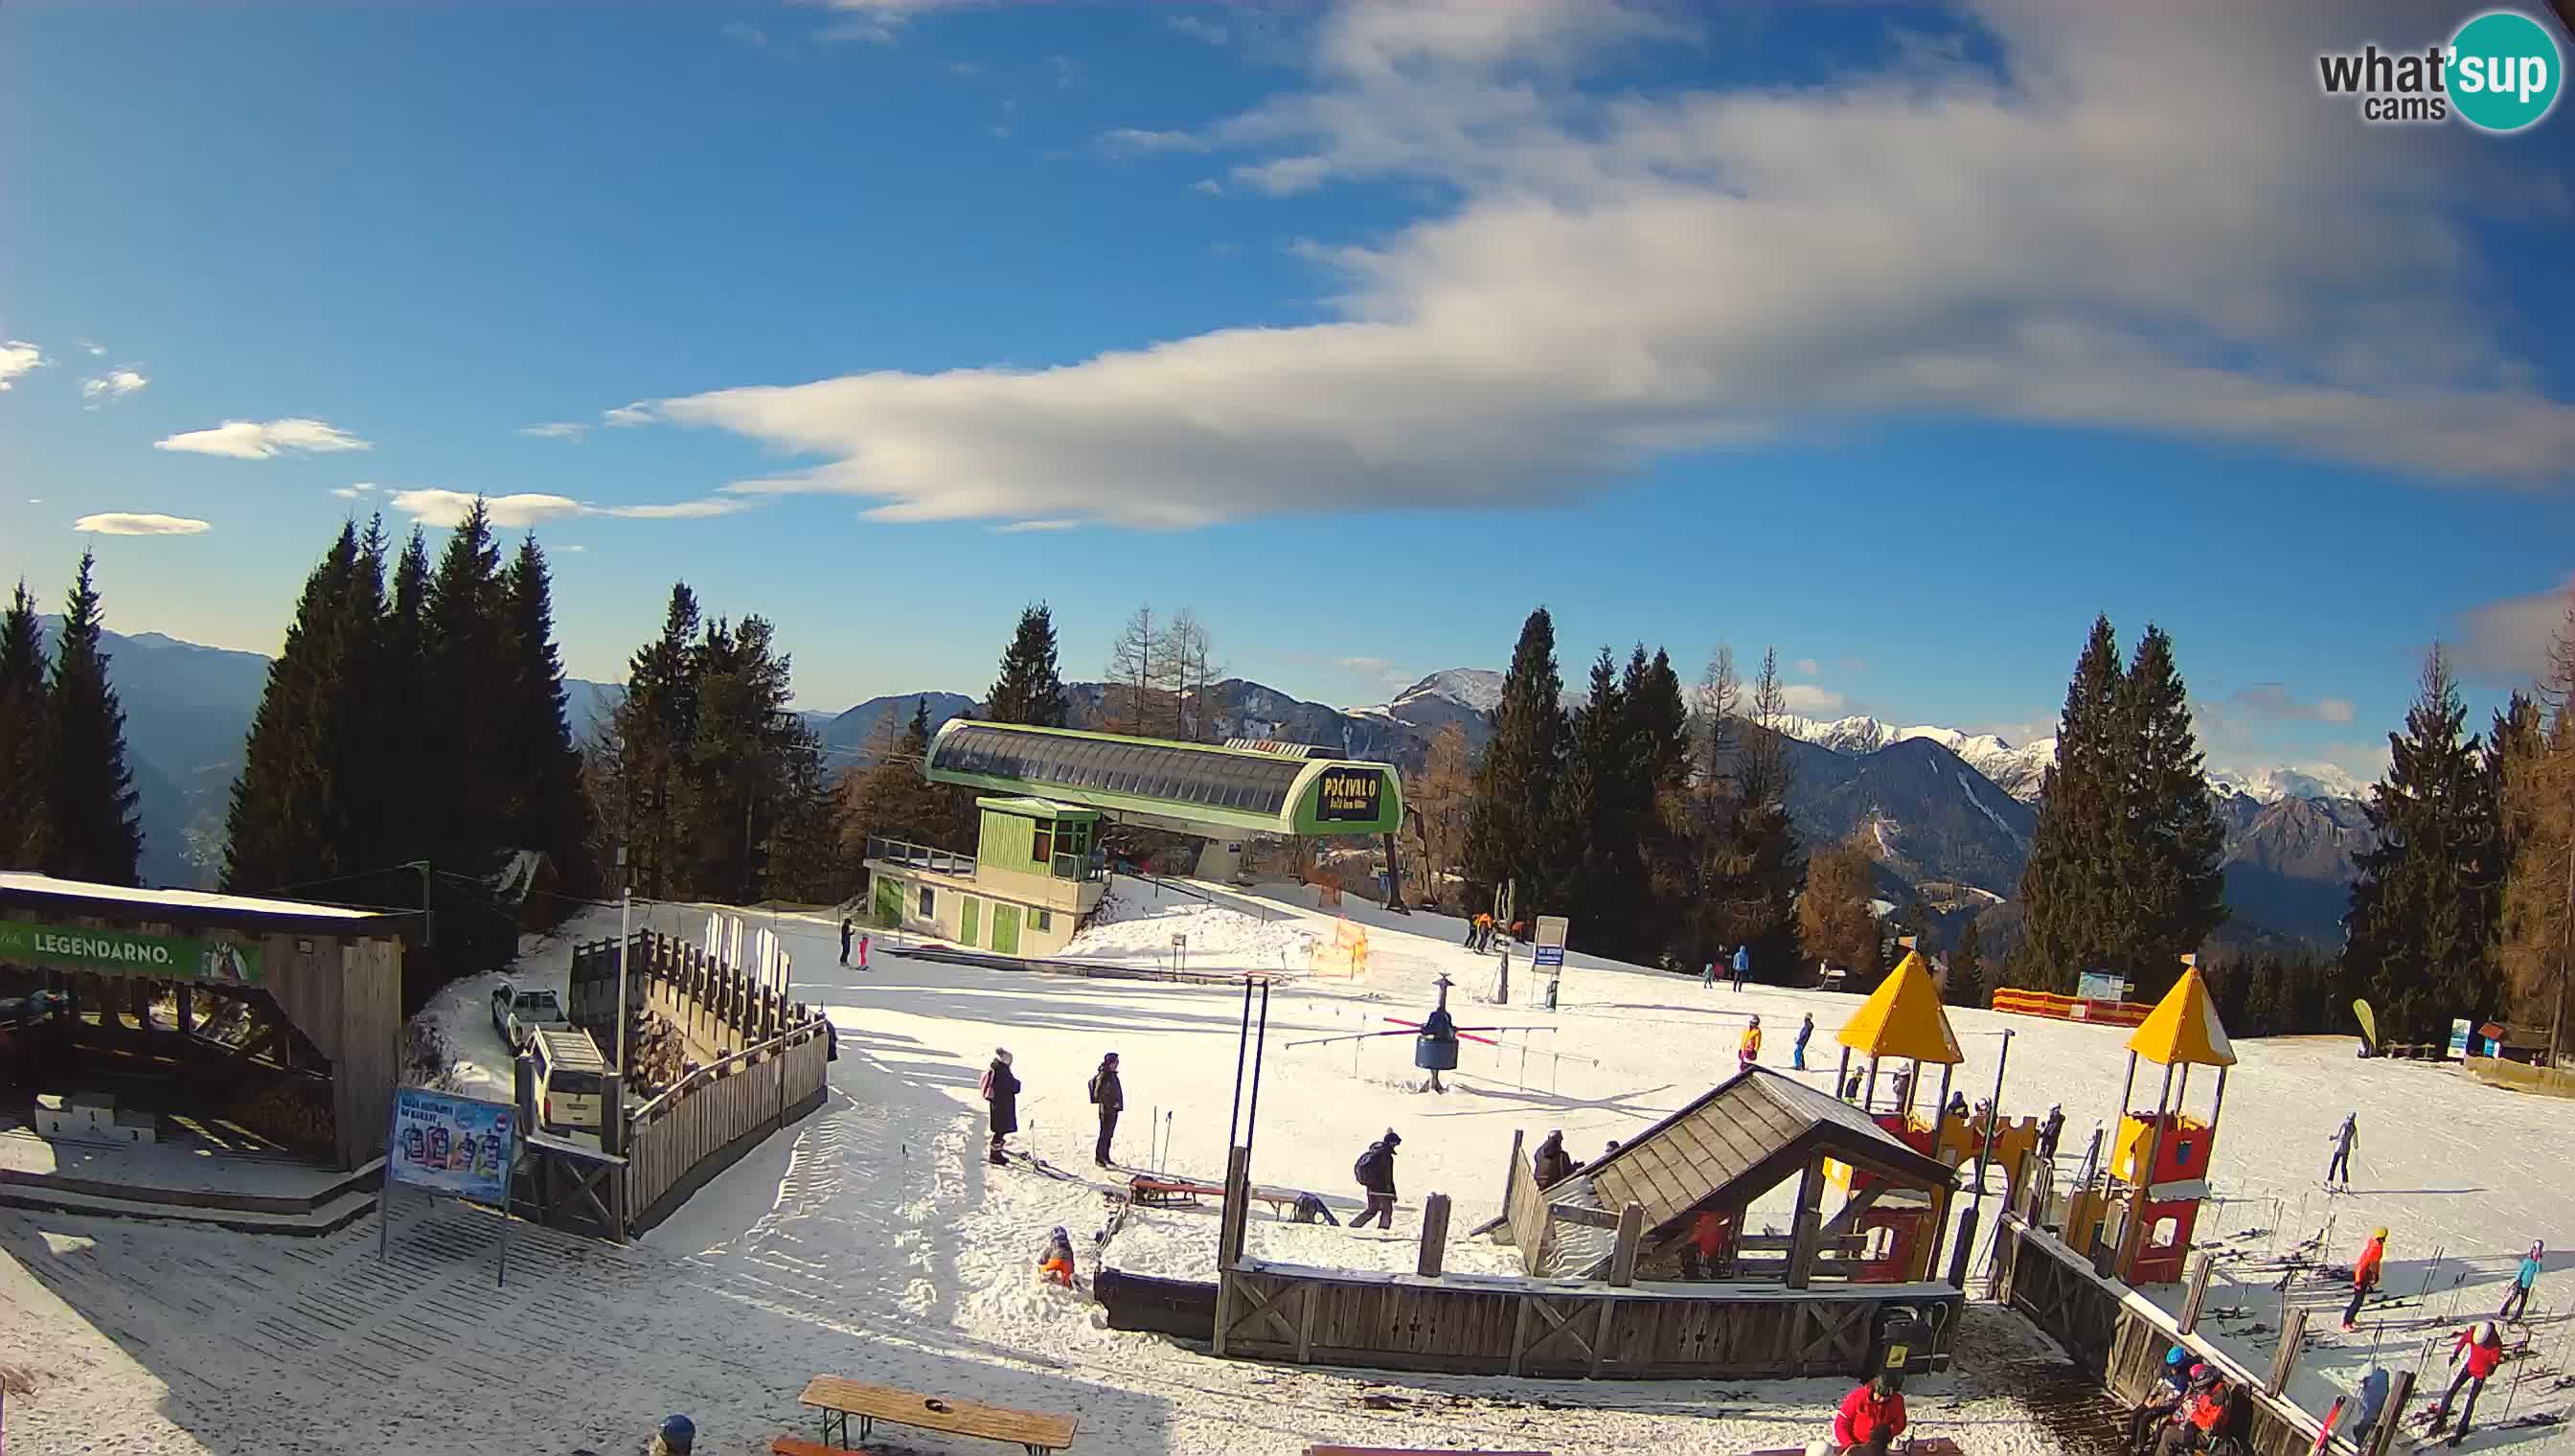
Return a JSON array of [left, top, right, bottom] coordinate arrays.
[[3, 0, 2570, 783]]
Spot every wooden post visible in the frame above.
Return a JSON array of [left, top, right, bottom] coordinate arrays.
[[2179, 1251, 2216, 1332], [1418, 1194, 1452, 1277], [1211, 1145, 1251, 1358], [1608, 1201, 1646, 1287], [2363, 1370, 2414, 1456], [1787, 1156, 1828, 1289], [1502, 1128, 1524, 1223], [2267, 1305, 2307, 1397]]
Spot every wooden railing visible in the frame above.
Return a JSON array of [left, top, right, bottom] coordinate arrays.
[[623, 1018, 832, 1234]]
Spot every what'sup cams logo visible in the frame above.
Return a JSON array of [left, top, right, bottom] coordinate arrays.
[[2317, 9, 2564, 131]]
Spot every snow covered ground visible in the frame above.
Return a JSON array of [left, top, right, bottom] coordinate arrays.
[[4, 881, 2570, 1453]]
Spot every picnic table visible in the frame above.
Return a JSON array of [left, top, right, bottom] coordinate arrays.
[[796, 1375, 1078, 1455]]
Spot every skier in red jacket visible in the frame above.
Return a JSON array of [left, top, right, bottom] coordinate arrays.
[[2428, 1321, 2505, 1445], [1833, 1374, 1907, 1456], [2342, 1227, 2386, 1331]]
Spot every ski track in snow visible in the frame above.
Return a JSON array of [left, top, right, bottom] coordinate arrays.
[[4, 884, 2570, 1453]]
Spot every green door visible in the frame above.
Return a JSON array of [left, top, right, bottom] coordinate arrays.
[[873, 875, 902, 927], [992, 903, 1021, 956], [960, 897, 980, 947]]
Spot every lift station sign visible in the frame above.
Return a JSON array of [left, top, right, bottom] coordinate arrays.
[[0, 918, 263, 983], [1314, 767, 1385, 823]]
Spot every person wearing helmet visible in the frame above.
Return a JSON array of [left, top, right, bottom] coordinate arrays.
[[2429, 1320, 2506, 1444], [2148, 1368, 2227, 1456], [1037, 1226, 1076, 1288], [2123, 1347, 2194, 1452], [649, 1414, 694, 1456], [2342, 1227, 2387, 1331], [2501, 1240, 2543, 1322], [1832, 1372, 1907, 1456], [1739, 1015, 1763, 1070]]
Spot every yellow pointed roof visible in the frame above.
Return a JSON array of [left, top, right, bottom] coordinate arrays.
[[1836, 949, 1964, 1064], [2125, 965, 2237, 1067]]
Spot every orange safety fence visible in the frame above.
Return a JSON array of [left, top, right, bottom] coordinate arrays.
[[1990, 987, 2153, 1028]]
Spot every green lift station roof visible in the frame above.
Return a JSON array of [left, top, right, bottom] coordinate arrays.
[[926, 720, 1402, 837]]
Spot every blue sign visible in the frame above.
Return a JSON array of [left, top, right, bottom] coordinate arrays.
[[1535, 944, 1565, 969], [2449, 1018, 2475, 1059], [388, 1088, 517, 1204]]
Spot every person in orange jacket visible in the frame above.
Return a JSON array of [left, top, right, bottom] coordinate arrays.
[[1036, 1226, 1076, 1288], [1832, 1373, 1906, 1456], [2429, 1321, 2505, 1445], [2342, 1227, 2387, 1331], [1739, 1015, 1764, 1070]]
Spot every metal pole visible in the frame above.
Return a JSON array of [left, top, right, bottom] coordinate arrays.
[[1244, 983, 1271, 1163], [1972, 1030, 2014, 1218], [615, 863, 633, 1078], [1227, 978, 1252, 1147]]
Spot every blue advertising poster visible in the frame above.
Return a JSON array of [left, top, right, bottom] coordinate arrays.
[[387, 1088, 516, 1204], [2448, 1019, 2475, 1059], [1535, 944, 1565, 969]]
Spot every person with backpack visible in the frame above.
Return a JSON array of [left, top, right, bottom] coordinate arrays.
[[982, 1049, 1019, 1167], [1087, 1053, 1124, 1168], [2343, 1227, 2387, 1331], [1531, 1129, 1574, 1189], [1353, 1130, 1401, 1229], [2501, 1240, 2542, 1322], [2429, 1321, 2506, 1445]]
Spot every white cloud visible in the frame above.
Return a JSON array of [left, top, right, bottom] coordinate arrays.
[[74, 512, 211, 536], [386, 489, 752, 529], [1169, 14, 1229, 45], [73, 338, 105, 357], [1100, 127, 1210, 156], [1047, 53, 1077, 88], [0, 341, 44, 391], [646, 0, 2575, 532], [601, 401, 655, 427], [80, 369, 148, 402], [993, 518, 1081, 533], [2453, 575, 2574, 683], [2224, 683, 2358, 723], [1792, 658, 1821, 677], [330, 484, 377, 500], [1780, 684, 1847, 715], [813, 0, 981, 44], [519, 421, 588, 441], [1193, 179, 1226, 197], [154, 418, 370, 459], [563, 544, 588, 553], [720, 20, 768, 46]]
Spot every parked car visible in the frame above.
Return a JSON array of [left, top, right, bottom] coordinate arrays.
[[530, 1027, 608, 1137], [490, 983, 570, 1051]]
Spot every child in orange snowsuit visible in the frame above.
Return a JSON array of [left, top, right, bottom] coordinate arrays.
[[1037, 1226, 1076, 1288]]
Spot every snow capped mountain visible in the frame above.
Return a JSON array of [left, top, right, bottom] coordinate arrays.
[[2206, 763, 2372, 805], [1355, 668, 1507, 721], [1771, 714, 2057, 802]]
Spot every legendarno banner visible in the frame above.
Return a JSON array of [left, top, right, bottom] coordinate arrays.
[[0, 918, 262, 984]]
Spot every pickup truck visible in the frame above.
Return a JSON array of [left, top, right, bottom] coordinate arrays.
[[490, 983, 571, 1052]]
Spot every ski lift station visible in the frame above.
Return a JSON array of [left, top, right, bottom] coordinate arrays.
[[861, 720, 1404, 958]]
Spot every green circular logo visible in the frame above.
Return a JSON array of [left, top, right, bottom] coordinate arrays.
[[2450, 10, 2563, 132]]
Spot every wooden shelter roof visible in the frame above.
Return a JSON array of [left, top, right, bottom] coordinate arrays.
[[0, 872, 411, 935], [1583, 1066, 1955, 1239], [2126, 965, 2237, 1068], [1834, 948, 1964, 1064]]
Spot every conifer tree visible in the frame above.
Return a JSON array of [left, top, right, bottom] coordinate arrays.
[[360, 527, 435, 871], [610, 583, 702, 898], [0, 581, 52, 868], [2009, 616, 2127, 992], [422, 498, 515, 876], [986, 603, 1069, 727], [225, 522, 373, 891], [2111, 626, 2229, 999], [2498, 589, 2575, 1058], [1466, 607, 1570, 918], [504, 535, 594, 895], [1553, 647, 1630, 950], [1948, 913, 1986, 1008], [2342, 646, 2505, 1044], [43, 551, 145, 884]]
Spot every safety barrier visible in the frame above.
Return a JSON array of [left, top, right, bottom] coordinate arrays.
[[1991, 988, 2153, 1028]]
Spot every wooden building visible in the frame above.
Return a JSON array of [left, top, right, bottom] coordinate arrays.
[[0, 873, 406, 1170]]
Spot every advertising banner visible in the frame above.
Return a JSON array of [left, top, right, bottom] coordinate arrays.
[[1313, 767, 1385, 823], [0, 918, 262, 983], [386, 1088, 516, 1204], [2449, 1018, 2475, 1059], [2076, 970, 2128, 1003]]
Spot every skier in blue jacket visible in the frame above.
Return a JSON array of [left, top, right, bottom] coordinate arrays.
[[2501, 1240, 2542, 1322], [1730, 943, 1751, 990]]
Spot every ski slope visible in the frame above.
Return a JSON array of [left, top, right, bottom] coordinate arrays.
[[2, 878, 2567, 1453]]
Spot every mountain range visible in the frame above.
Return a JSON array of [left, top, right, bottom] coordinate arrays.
[[38, 630, 2377, 949]]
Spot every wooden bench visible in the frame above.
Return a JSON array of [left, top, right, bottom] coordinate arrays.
[[1128, 1175, 1305, 1212], [798, 1375, 1078, 1455], [772, 1441, 834, 1456]]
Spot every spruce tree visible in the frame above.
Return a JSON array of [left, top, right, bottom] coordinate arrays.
[[2342, 647, 2505, 1044], [224, 522, 371, 891], [43, 551, 145, 885], [1552, 647, 1629, 952], [422, 498, 515, 877], [609, 583, 702, 898], [1948, 913, 1986, 1008], [0, 581, 52, 868], [2498, 590, 2575, 1056], [504, 535, 594, 898], [1466, 607, 1571, 918], [2112, 626, 2229, 999], [360, 527, 435, 871], [2009, 617, 2127, 992], [986, 603, 1069, 727]]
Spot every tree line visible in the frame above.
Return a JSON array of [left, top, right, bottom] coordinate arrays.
[[0, 553, 147, 885]]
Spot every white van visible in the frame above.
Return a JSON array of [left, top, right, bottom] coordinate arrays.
[[530, 1027, 608, 1137]]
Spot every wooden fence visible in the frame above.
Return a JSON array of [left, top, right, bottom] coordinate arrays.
[[1215, 1260, 1958, 1379], [569, 931, 797, 1054], [1992, 1208, 2403, 1456], [622, 1018, 832, 1234]]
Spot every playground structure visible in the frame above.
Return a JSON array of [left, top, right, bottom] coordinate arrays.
[[2039, 957, 2234, 1286], [1822, 946, 1977, 1281]]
